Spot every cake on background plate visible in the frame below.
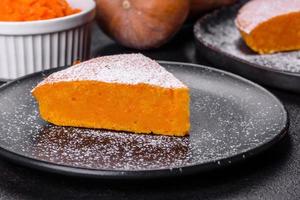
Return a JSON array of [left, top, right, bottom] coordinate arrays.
[[235, 0, 300, 54], [32, 54, 190, 136]]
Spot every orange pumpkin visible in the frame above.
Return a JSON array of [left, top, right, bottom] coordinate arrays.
[[95, 0, 190, 50]]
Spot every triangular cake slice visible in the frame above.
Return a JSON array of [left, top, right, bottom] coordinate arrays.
[[236, 0, 300, 54], [32, 54, 190, 136]]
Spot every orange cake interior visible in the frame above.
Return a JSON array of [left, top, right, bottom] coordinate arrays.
[[235, 0, 300, 54], [32, 54, 190, 136]]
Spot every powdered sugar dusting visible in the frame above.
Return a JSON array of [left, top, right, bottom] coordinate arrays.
[[236, 0, 300, 34], [0, 63, 286, 173], [34, 54, 186, 89], [195, 1, 300, 73]]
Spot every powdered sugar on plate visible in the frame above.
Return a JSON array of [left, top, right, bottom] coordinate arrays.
[[0, 63, 287, 173], [195, 1, 300, 73]]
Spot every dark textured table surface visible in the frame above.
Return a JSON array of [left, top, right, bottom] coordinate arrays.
[[0, 25, 299, 200]]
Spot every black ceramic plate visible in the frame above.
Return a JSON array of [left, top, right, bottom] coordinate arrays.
[[0, 61, 288, 179], [194, 0, 300, 93]]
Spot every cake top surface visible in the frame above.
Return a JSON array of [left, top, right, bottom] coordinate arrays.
[[35, 54, 187, 89], [236, 0, 300, 34]]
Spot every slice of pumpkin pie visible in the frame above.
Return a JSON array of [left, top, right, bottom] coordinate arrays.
[[32, 54, 190, 136], [235, 0, 300, 54]]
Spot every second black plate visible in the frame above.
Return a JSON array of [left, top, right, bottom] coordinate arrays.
[[194, 0, 300, 93], [0, 61, 288, 178]]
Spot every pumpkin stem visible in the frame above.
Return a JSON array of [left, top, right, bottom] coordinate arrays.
[[122, 0, 131, 10]]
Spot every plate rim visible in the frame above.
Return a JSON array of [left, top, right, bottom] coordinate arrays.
[[0, 61, 289, 179], [193, 4, 300, 78]]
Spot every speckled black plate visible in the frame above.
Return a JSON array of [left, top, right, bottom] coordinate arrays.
[[0, 61, 288, 179], [194, 0, 300, 93]]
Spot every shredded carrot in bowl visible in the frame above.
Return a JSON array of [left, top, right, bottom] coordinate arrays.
[[0, 0, 81, 22]]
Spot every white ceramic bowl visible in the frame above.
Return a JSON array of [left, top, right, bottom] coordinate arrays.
[[0, 0, 96, 80]]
